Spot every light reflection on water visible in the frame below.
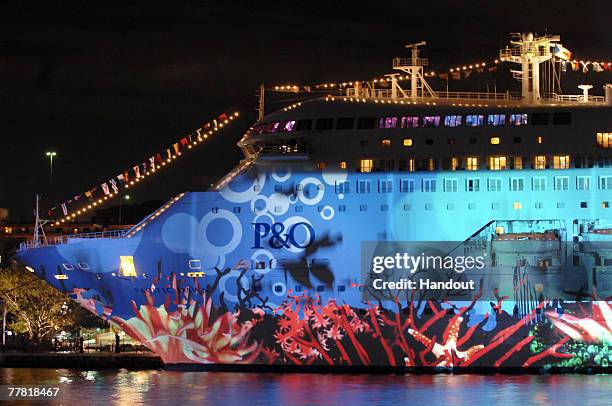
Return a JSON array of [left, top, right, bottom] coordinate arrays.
[[1, 368, 611, 406]]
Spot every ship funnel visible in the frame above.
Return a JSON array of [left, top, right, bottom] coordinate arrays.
[[578, 84, 593, 102], [605, 84, 612, 106]]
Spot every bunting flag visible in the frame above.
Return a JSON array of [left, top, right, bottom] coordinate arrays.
[[561, 61, 567, 72], [463, 70, 472, 79], [593, 62, 604, 72], [553, 44, 572, 61], [582, 61, 590, 73], [488, 66, 497, 73], [451, 72, 461, 80], [571, 61, 579, 71], [109, 179, 119, 194], [49, 110, 240, 223], [438, 73, 449, 80]]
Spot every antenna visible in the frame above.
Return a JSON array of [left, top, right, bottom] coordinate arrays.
[[392, 41, 436, 99], [32, 194, 48, 248]]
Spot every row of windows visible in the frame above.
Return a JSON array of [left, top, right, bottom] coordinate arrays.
[[384, 134, 540, 147], [252, 112, 573, 135], [330, 175, 612, 194]]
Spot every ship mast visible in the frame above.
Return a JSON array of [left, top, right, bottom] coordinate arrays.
[[500, 32, 561, 103], [392, 41, 437, 99]]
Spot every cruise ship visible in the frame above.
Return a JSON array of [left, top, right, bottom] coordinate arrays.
[[14, 33, 612, 370]]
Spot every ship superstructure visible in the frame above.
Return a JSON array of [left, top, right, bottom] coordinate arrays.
[[14, 33, 612, 370]]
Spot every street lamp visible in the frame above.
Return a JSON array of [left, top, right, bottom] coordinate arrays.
[[45, 151, 57, 176], [118, 194, 130, 224]]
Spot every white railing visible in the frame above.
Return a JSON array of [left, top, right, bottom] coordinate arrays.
[[392, 57, 428, 68], [19, 229, 128, 251], [545, 93, 606, 103], [345, 88, 521, 101]]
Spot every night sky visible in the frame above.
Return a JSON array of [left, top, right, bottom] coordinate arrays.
[[1, 0, 610, 221]]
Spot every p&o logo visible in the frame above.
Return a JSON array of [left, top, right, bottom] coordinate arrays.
[[253, 222, 315, 249]]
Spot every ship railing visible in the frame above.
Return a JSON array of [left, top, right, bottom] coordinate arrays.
[[345, 88, 521, 101], [19, 229, 128, 250], [392, 57, 428, 68], [543, 93, 605, 103]]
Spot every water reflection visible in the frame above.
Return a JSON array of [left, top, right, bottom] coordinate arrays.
[[1, 368, 611, 405]]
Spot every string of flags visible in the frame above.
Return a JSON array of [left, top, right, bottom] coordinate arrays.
[[49, 111, 240, 225], [270, 54, 611, 93]]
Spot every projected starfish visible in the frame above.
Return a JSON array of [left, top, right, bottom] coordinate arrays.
[[407, 316, 484, 367]]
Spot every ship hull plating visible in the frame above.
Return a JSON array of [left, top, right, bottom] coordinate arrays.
[[15, 164, 612, 369]]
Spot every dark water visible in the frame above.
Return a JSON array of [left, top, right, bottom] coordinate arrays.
[[1, 368, 611, 405]]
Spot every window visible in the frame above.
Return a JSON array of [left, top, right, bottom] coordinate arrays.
[[315, 118, 334, 130], [335, 180, 350, 193], [379, 180, 393, 193], [532, 177, 547, 191], [553, 112, 571, 125], [280, 120, 296, 132], [577, 176, 591, 190], [336, 117, 355, 130], [407, 159, 416, 172], [513, 136, 522, 144], [448, 138, 456, 145], [465, 115, 484, 126], [466, 157, 479, 171], [509, 114, 528, 126], [359, 159, 373, 173], [466, 178, 480, 192], [381, 139, 391, 147], [554, 176, 569, 190], [357, 117, 376, 129], [265, 122, 280, 133], [512, 156, 523, 170], [119, 256, 137, 277], [296, 119, 313, 131], [488, 156, 507, 170], [360, 140, 369, 147], [446, 157, 460, 171], [425, 138, 434, 145], [379, 117, 398, 128], [490, 136, 500, 145], [531, 113, 550, 125], [533, 155, 547, 169], [357, 180, 371, 193], [423, 179, 436, 192], [403, 138, 413, 147], [510, 177, 525, 191], [488, 178, 502, 192], [444, 115, 462, 127], [62, 263, 74, 271], [469, 137, 477, 144], [317, 162, 326, 169], [419, 158, 436, 171], [189, 260, 202, 270], [338, 285, 346, 292], [513, 202, 523, 210], [400, 179, 415, 193], [597, 133, 611, 148], [488, 114, 506, 126], [400, 116, 419, 128], [580, 202, 588, 208], [600, 176, 612, 190], [340, 161, 347, 169], [422, 116, 440, 128], [378, 159, 395, 171], [536, 136, 544, 144], [444, 178, 458, 192], [552, 155, 570, 169]]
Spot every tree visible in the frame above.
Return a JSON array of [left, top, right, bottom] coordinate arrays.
[[0, 267, 102, 345]]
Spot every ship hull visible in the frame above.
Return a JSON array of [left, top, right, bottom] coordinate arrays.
[[14, 163, 612, 370]]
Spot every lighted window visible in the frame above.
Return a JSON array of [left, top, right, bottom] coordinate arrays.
[[513, 202, 522, 210], [536, 136, 544, 144], [488, 156, 507, 170], [466, 157, 479, 171], [422, 116, 440, 128], [444, 115, 462, 127], [281, 120, 296, 132], [408, 159, 416, 172], [533, 155, 546, 169], [465, 115, 484, 127], [379, 117, 397, 128], [339, 161, 347, 169], [495, 226, 505, 234], [359, 159, 373, 173], [317, 162, 327, 169], [266, 122, 281, 133], [449, 157, 459, 171], [381, 139, 391, 147], [4, 227, 12, 234], [490, 137, 500, 145], [400, 116, 419, 128], [553, 155, 570, 169], [119, 256, 137, 277], [403, 138, 413, 147], [596, 133, 611, 148], [488, 114, 506, 126], [509, 114, 528, 126], [513, 156, 523, 170], [425, 158, 436, 171]]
